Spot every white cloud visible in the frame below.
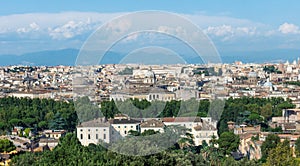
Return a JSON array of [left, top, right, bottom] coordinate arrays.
[[48, 20, 94, 39], [16, 22, 40, 33], [0, 12, 122, 38], [278, 23, 300, 34], [184, 14, 264, 28], [30, 22, 40, 31], [204, 25, 257, 41], [1, 11, 300, 54]]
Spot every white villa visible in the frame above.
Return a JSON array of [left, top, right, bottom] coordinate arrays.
[[77, 115, 218, 146]]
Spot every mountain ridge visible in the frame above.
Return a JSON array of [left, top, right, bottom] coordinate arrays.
[[0, 48, 300, 66]]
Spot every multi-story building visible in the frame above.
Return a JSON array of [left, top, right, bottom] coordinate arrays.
[[77, 118, 111, 146], [162, 117, 218, 145], [109, 114, 141, 141], [76, 115, 217, 147], [140, 119, 165, 133]]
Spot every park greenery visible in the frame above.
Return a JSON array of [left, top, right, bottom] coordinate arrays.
[[1, 96, 294, 136], [0, 97, 77, 134], [11, 133, 259, 166], [10, 131, 300, 165], [0, 96, 298, 165]]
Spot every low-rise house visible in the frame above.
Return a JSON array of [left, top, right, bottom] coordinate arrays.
[[193, 121, 218, 145], [11, 126, 23, 136], [162, 117, 218, 146], [234, 124, 261, 135], [44, 130, 66, 139], [140, 119, 165, 133], [39, 138, 59, 149]]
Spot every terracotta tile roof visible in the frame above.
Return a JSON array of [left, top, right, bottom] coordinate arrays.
[[140, 119, 164, 128], [162, 117, 202, 123]]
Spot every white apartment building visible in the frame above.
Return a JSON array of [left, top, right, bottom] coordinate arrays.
[[109, 114, 141, 141], [77, 115, 217, 147], [77, 118, 111, 146], [162, 117, 218, 146]]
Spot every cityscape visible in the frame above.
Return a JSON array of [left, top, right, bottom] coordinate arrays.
[[1, 1, 300, 166]]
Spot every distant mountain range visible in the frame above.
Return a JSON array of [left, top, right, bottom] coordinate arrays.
[[0, 48, 299, 66], [0, 49, 78, 66]]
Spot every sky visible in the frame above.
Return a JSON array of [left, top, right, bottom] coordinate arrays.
[[1, 0, 300, 56]]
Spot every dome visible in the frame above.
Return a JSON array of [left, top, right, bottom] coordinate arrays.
[[179, 73, 189, 79], [263, 82, 273, 87], [133, 70, 154, 78]]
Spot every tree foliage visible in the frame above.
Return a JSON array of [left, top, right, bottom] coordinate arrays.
[[0, 97, 77, 132], [0, 139, 16, 153], [218, 97, 292, 135], [295, 137, 300, 157], [260, 134, 280, 162], [217, 132, 240, 155], [263, 140, 296, 166]]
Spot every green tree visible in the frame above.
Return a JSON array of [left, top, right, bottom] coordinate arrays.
[[0, 139, 16, 153], [248, 113, 263, 125], [263, 140, 296, 166], [177, 131, 195, 150], [38, 121, 48, 130], [295, 137, 300, 157], [261, 103, 272, 121], [218, 132, 240, 155], [261, 134, 280, 162], [141, 129, 159, 136], [24, 128, 31, 137]]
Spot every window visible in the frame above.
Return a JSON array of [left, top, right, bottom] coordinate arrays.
[[80, 134, 83, 139], [103, 129, 106, 131], [131, 126, 133, 128], [124, 131, 127, 134], [124, 126, 127, 128], [96, 134, 98, 139], [88, 129, 90, 132], [80, 129, 83, 132], [157, 94, 159, 99], [88, 134, 91, 139], [96, 129, 98, 131], [118, 126, 120, 128], [104, 134, 106, 139]]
